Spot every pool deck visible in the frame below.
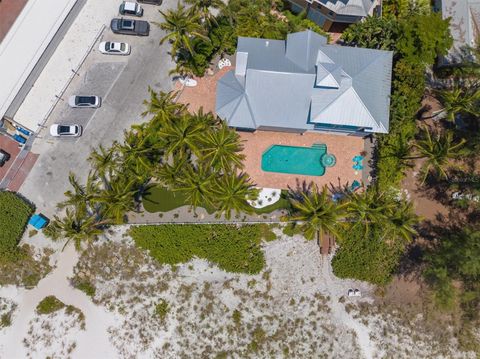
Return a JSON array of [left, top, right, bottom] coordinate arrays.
[[240, 131, 364, 190]]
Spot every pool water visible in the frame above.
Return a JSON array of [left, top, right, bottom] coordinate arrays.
[[261, 145, 327, 176]]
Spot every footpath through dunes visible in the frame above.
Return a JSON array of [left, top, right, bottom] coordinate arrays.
[[0, 239, 116, 358]]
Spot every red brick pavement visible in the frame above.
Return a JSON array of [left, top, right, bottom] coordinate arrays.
[[7, 152, 38, 192], [0, 134, 21, 181], [0, 0, 29, 43]]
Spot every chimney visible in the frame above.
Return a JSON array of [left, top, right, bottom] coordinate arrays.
[[235, 52, 248, 87]]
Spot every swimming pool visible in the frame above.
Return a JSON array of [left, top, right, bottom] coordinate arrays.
[[261, 144, 327, 176]]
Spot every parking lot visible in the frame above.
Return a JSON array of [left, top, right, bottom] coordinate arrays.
[[19, 0, 177, 216]]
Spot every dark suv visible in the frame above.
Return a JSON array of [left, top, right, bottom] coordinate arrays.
[[137, 0, 162, 4], [110, 18, 149, 36], [0, 149, 11, 167]]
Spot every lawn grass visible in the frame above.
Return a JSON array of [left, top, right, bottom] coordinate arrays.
[[0, 191, 34, 262], [36, 296, 65, 314], [129, 224, 273, 274], [142, 186, 214, 214]]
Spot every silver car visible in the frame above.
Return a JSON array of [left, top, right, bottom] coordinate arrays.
[[68, 95, 101, 108], [50, 124, 82, 137]]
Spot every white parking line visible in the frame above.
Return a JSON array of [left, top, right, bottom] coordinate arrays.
[[75, 61, 128, 143]]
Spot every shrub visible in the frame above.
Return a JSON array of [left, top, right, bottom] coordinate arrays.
[[36, 296, 65, 315], [155, 299, 169, 320], [0, 191, 34, 263], [76, 281, 96, 298], [130, 224, 266, 274], [332, 225, 404, 285]]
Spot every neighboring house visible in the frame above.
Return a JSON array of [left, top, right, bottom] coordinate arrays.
[[285, 0, 380, 31], [215, 30, 393, 136], [438, 0, 480, 64]]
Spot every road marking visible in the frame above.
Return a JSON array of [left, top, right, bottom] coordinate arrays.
[[75, 61, 128, 143]]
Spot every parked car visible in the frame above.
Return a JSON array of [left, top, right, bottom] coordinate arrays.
[[0, 149, 11, 167], [50, 124, 82, 137], [110, 18, 149, 36], [99, 41, 131, 55], [137, 0, 162, 4], [68, 96, 101, 108], [119, 1, 143, 16]]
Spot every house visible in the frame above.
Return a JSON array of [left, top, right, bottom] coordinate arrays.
[[438, 0, 480, 64], [285, 0, 381, 32], [215, 30, 393, 136]]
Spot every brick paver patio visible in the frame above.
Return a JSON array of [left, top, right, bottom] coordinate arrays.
[[239, 131, 364, 190]]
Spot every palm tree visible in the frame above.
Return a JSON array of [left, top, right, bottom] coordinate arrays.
[[212, 172, 257, 219], [155, 154, 188, 188], [175, 164, 216, 210], [385, 199, 419, 244], [58, 172, 99, 217], [118, 126, 163, 181], [413, 127, 466, 183], [158, 115, 205, 157], [347, 186, 396, 237], [156, 3, 208, 59], [184, 0, 225, 28], [87, 145, 118, 187], [141, 88, 186, 126], [93, 178, 139, 224], [436, 87, 480, 122], [44, 208, 106, 249], [199, 121, 245, 172], [289, 184, 348, 246]]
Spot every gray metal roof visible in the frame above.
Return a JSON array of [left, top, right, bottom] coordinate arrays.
[[216, 30, 393, 134], [316, 0, 376, 17]]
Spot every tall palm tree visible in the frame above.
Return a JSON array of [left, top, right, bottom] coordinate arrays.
[[436, 87, 480, 122], [58, 172, 99, 217], [184, 0, 225, 28], [212, 172, 257, 219], [158, 115, 205, 157], [141, 88, 186, 127], [93, 178, 139, 224], [199, 121, 245, 172], [385, 199, 419, 244], [175, 164, 216, 210], [156, 3, 208, 58], [289, 184, 348, 246], [118, 126, 163, 181], [413, 127, 466, 183], [347, 186, 396, 237], [44, 208, 106, 249], [87, 145, 118, 188], [155, 154, 188, 188]]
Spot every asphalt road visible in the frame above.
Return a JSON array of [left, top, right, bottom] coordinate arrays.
[[19, 1, 176, 216]]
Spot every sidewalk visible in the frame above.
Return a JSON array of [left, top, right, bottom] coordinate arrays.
[[13, 0, 120, 132]]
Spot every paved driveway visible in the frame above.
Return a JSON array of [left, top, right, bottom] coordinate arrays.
[[19, 1, 176, 216]]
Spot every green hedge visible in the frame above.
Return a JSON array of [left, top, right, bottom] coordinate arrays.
[[332, 225, 404, 285], [0, 191, 34, 262], [129, 224, 269, 274]]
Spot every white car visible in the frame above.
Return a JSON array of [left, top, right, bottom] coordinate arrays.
[[50, 124, 82, 137], [99, 41, 131, 55], [68, 96, 101, 108]]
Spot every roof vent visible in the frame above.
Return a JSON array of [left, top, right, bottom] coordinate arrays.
[[265, 41, 269, 47]]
